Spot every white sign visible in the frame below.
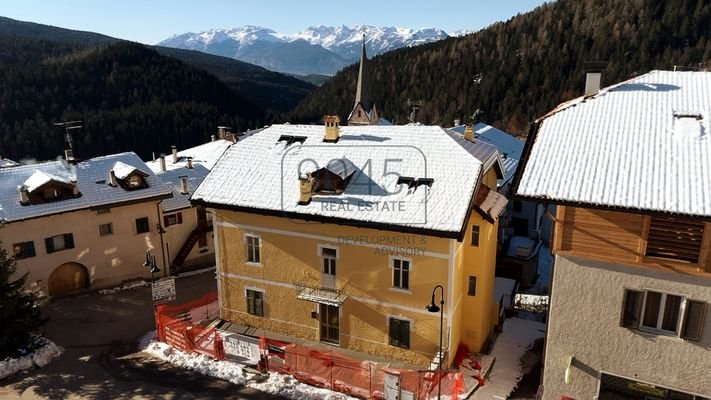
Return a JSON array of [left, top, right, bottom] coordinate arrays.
[[152, 278, 176, 304]]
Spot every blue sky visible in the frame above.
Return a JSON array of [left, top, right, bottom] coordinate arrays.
[[0, 0, 550, 44]]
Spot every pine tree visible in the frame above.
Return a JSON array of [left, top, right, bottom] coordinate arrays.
[[0, 241, 47, 359]]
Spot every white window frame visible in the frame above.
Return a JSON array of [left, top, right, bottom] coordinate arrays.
[[390, 256, 412, 292], [639, 289, 686, 336], [244, 233, 262, 266], [318, 244, 338, 276]]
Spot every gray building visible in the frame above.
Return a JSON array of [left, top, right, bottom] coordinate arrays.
[[515, 70, 711, 399]]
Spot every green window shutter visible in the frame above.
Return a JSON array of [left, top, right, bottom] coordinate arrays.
[[255, 292, 264, 317], [246, 290, 255, 315], [400, 320, 410, 349], [389, 318, 400, 346], [45, 237, 54, 253]]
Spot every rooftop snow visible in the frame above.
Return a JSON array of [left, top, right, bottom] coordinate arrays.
[[192, 124, 501, 235], [23, 170, 72, 193], [449, 123, 523, 188], [112, 161, 145, 180], [0, 153, 171, 222], [516, 70, 711, 218]]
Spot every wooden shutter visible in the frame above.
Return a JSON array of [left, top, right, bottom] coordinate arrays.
[[254, 292, 264, 317], [646, 217, 705, 263], [45, 237, 54, 253], [620, 289, 643, 329], [177, 212, 183, 224], [389, 318, 400, 346], [163, 215, 170, 226], [681, 300, 707, 341], [400, 320, 410, 348], [246, 290, 255, 315]]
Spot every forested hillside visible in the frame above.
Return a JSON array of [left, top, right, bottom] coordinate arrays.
[[0, 40, 263, 161], [290, 0, 711, 134]]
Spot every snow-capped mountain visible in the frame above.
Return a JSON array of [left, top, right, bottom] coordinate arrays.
[[158, 25, 466, 76]]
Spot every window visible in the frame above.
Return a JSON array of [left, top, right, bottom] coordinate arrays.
[[471, 225, 480, 247], [645, 216, 705, 263], [246, 289, 264, 317], [13, 241, 36, 259], [163, 212, 183, 227], [45, 233, 74, 254], [246, 235, 261, 264], [389, 318, 410, 349], [467, 276, 477, 296], [392, 258, 410, 290], [127, 174, 143, 188], [513, 200, 523, 212], [99, 223, 113, 236], [321, 247, 337, 276], [135, 217, 150, 234], [621, 288, 707, 341], [599, 373, 710, 400], [96, 208, 111, 214]]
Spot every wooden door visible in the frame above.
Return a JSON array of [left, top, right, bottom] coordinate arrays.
[[48, 262, 89, 296]]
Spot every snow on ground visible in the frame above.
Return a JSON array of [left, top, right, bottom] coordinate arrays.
[[471, 318, 545, 400], [142, 338, 356, 400], [0, 338, 63, 380], [99, 266, 216, 295]]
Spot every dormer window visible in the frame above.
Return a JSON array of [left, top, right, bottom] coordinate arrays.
[[127, 174, 143, 188], [110, 161, 149, 191], [311, 158, 356, 194], [20, 170, 79, 205]]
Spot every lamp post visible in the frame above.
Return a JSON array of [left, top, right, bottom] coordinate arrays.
[[425, 284, 445, 400], [143, 250, 161, 284]]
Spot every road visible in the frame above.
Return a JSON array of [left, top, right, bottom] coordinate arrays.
[[0, 270, 284, 399]]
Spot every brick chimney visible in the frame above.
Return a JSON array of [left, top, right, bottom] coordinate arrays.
[[323, 115, 340, 142]]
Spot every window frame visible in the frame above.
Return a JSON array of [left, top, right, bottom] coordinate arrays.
[[245, 287, 264, 317], [621, 288, 707, 341], [13, 241, 36, 259], [45, 233, 74, 254], [471, 225, 480, 247], [135, 217, 150, 234], [318, 245, 338, 276], [98, 222, 113, 237], [388, 316, 412, 349], [467, 276, 477, 296], [391, 256, 412, 291], [163, 212, 183, 227], [639, 290, 684, 335], [245, 234, 262, 265]]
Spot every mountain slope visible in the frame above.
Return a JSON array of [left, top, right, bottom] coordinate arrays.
[[158, 25, 457, 75], [0, 16, 314, 112], [0, 39, 264, 161], [289, 0, 711, 133]]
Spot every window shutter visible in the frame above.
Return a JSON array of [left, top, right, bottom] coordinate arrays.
[[620, 289, 643, 329], [64, 234, 74, 249], [177, 212, 183, 224], [163, 215, 169, 226], [255, 294, 264, 317], [246, 291, 255, 315], [400, 320, 410, 348], [681, 300, 707, 341], [389, 319, 399, 346], [45, 237, 54, 253]]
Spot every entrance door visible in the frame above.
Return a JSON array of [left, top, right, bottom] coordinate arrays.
[[48, 262, 89, 296], [321, 247, 336, 289], [383, 371, 401, 400], [319, 304, 339, 344]]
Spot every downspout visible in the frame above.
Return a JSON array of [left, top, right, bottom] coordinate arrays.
[[156, 200, 168, 278]]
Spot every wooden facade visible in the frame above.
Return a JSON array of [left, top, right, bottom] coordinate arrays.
[[552, 206, 711, 275]]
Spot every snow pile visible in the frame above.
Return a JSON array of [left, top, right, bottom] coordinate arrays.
[[99, 280, 149, 295], [471, 318, 545, 399], [143, 338, 357, 400], [0, 338, 63, 380]]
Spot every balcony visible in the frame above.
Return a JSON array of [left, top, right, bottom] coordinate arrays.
[[295, 282, 347, 307]]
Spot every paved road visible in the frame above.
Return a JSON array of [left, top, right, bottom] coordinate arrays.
[[0, 271, 285, 399]]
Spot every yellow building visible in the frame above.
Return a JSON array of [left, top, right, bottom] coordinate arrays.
[[192, 122, 506, 367], [0, 152, 173, 296]]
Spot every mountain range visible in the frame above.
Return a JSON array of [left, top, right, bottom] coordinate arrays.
[[158, 25, 466, 75]]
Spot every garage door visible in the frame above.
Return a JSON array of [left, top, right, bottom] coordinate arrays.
[[48, 262, 89, 296]]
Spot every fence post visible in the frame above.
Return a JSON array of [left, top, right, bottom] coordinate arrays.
[[330, 348, 334, 390], [369, 364, 372, 400]]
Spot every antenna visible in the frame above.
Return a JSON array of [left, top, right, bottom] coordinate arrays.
[[54, 120, 82, 162], [407, 99, 424, 123]]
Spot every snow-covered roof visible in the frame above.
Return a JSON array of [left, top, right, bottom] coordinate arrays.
[[0, 158, 18, 168], [146, 139, 236, 212], [23, 170, 72, 193], [449, 123, 523, 188], [112, 161, 146, 180], [0, 153, 172, 222], [192, 124, 502, 236], [516, 70, 711, 218]]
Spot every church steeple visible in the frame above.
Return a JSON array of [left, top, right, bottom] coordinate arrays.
[[354, 34, 368, 109]]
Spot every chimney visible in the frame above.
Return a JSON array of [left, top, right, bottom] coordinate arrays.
[[64, 149, 74, 161], [71, 179, 79, 196], [583, 61, 606, 97], [323, 115, 340, 142], [159, 154, 166, 172], [211, 135, 216, 142], [152, 152, 156, 162], [453, 118, 461, 126], [179, 176, 188, 194], [217, 126, 231, 140], [464, 125, 474, 142], [108, 170, 118, 187], [18, 185, 29, 205], [171, 146, 178, 164], [298, 174, 312, 205], [186, 157, 193, 169], [227, 133, 237, 144]]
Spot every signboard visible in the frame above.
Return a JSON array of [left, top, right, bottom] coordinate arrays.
[[221, 332, 260, 365], [152, 278, 176, 304]]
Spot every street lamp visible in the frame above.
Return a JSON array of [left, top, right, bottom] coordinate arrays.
[[143, 250, 161, 284], [425, 284, 445, 400]]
